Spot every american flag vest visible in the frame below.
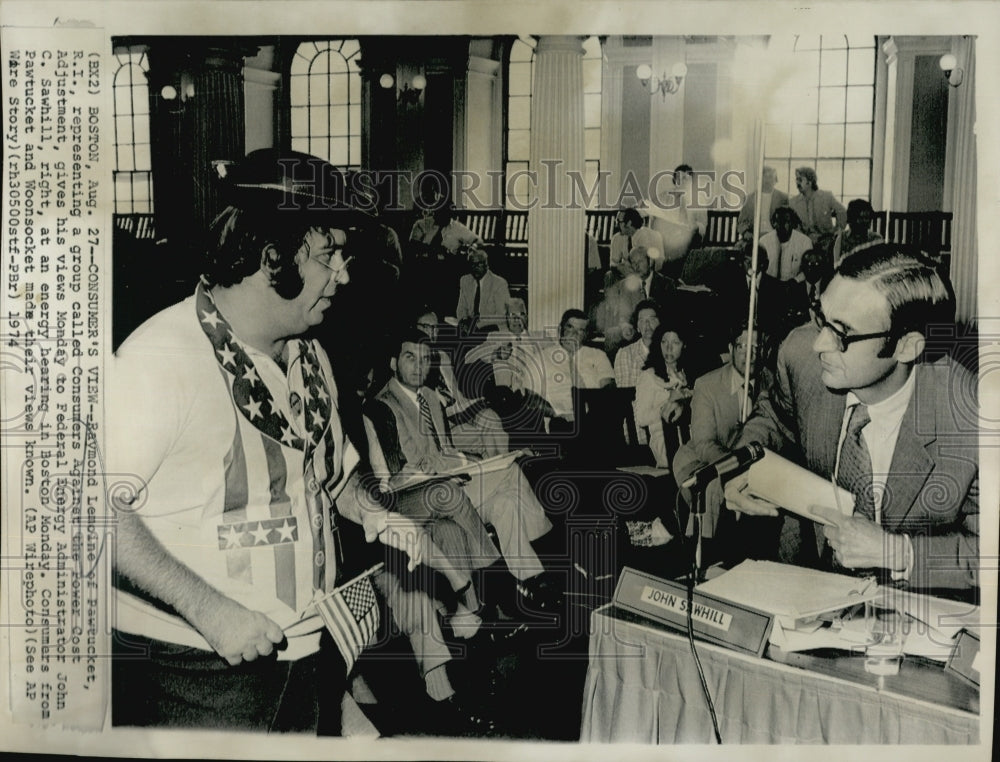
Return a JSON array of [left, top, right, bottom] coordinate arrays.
[[196, 283, 347, 612]]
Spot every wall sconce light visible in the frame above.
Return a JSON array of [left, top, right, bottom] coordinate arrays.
[[160, 71, 196, 111], [636, 62, 688, 99], [380, 72, 426, 106], [939, 53, 964, 87]]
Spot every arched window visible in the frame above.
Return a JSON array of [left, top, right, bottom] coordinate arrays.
[[505, 36, 603, 208], [289, 39, 362, 169], [763, 35, 876, 204], [112, 45, 152, 214]]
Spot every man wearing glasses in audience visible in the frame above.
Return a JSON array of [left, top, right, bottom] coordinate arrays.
[[723, 245, 979, 600]]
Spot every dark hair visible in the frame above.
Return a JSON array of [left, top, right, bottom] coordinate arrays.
[[846, 198, 875, 222], [643, 320, 689, 380], [204, 205, 319, 298], [559, 308, 589, 335], [770, 205, 801, 229], [742, 244, 769, 274], [391, 327, 433, 361], [630, 299, 662, 328], [619, 207, 644, 228], [673, 164, 694, 185], [835, 244, 955, 342], [795, 166, 818, 191]]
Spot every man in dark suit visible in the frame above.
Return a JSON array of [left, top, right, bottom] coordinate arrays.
[[724, 246, 978, 598]]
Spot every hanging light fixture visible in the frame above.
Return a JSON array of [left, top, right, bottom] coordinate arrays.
[[636, 61, 688, 99], [938, 53, 964, 87], [380, 72, 427, 106]]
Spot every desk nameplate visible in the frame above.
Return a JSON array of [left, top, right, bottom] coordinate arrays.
[[946, 629, 981, 686], [613, 567, 773, 657]]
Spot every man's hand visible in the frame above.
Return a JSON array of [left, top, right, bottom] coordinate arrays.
[[722, 470, 780, 517], [189, 593, 285, 666], [660, 400, 685, 423], [378, 514, 430, 571], [812, 506, 906, 571]]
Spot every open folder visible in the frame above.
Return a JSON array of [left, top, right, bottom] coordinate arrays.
[[697, 560, 878, 621], [387, 450, 527, 494], [745, 447, 854, 525]]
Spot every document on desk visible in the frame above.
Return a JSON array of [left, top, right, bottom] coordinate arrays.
[[696, 560, 879, 621], [746, 447, 854, 525]]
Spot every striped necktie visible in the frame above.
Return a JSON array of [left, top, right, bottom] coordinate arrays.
[[416, 390, 442, 451], [837, 403, 876, 520]]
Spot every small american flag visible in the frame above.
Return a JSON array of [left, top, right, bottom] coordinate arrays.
[[316, 564, 382, 675]]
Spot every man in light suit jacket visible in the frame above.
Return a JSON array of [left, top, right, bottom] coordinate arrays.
[[724, 246, 978, 598], [365, 329, 559, 610], [455, 246, 510, 332], [737, 165, 789, 241]]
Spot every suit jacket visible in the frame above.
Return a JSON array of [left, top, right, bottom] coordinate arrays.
[[738, 324, 979, 594], [789, 190, 847, 242], [736, 189, 789, 238], [456, 271, 510, 329], [369, 378, 456, 475]]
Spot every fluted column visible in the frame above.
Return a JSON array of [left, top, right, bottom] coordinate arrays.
[[947, 37, 976, 325], [528, 36, 586, 333]]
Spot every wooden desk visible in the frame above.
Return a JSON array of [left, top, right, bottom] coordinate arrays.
[[580, 604, 979, 744]]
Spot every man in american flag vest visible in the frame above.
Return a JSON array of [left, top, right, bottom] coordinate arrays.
[[109, 150, 422, 732]]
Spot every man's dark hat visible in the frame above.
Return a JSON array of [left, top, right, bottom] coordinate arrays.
[[213, 148, 373, 226]]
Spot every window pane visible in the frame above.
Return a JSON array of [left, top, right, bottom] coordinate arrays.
[[349, 71, 361, 102], [115, 87, 133, 117], [290, 106, 308, 138], [511, 39, 534, 63], [114, 175, 131, 212], [310, 72, 329, 105], [791, 124, 816, 157], [798, 86, 819, 121], [819, 87, 845, 122], [845, 123, 872, 156], [583, 58, 602, 93], [132, 175, 150, 201], [349, 105, 361, 134], [847, 35, 875, 49], [329, 137, 349, 166], [584, 93, 601, 128], [848, 48, 875, 85], [117, 145, 134, 172], [845, 86, 874, 122], [795, 35, 821, 51], [820, 49, 847, 86], [765, 123, 791, 156], [114, 115, 133, 144], [291, 52, 309, 76], [310, 106, 329, 137], [843, 160, 871, 199], [329, 106, 349, 136], [349, 137, 360, 167], [508, 129, 530, 161], [291, 136, 309, 154], [818, 124, 844, 156], [134, 143, 151, 171], [132, 85, 149, 114], [341, 39, 360, 60], [509, 96, 531, 130], [290, 75, 309, 106], [817, 160, 843, 197]]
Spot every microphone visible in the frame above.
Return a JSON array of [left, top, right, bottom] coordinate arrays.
[[681, 443, 765, 491]]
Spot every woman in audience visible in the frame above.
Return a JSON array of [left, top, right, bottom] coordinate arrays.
[[634, 320, 697, 468]]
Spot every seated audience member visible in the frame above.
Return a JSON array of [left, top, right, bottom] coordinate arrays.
[[724, 246, 978, 598], [608, 207, 665, 285], [455, 245, 510, 333], [613, 300, 663, 389], [760, 206, 812, 281], [595, 245, 675, 358], [832, 198, 883, 268], [789, 166, 847, 251], [672, 324, 773, 548], [463, 299, 557, 432], [737, 165, 789, 241], [365, 330, 560, 609], [634, 320, 697, 468], [715, 245, 793, 344], [415, 308, 508, 457], [786, 248, 834, 327], [408, 195, 443, 255], [538, 309, 615, 427]]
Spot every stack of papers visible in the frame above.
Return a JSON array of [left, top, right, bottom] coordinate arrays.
[[696, 560, 878, 624], [746, 447, 854, 525]]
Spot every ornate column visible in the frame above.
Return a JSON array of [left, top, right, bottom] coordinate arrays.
[[528, 36, 586, 333], [946, 37, 976, 324]]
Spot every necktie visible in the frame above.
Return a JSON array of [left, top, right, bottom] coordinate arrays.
[[640, 277, 648, 299], [627, 234, 633, 253], [473, 280, 481, 320], [837, 403, 876, 521], [416, 390, 442, 452]]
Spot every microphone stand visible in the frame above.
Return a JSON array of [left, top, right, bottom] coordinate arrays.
[[688, 479, 709, 584]]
